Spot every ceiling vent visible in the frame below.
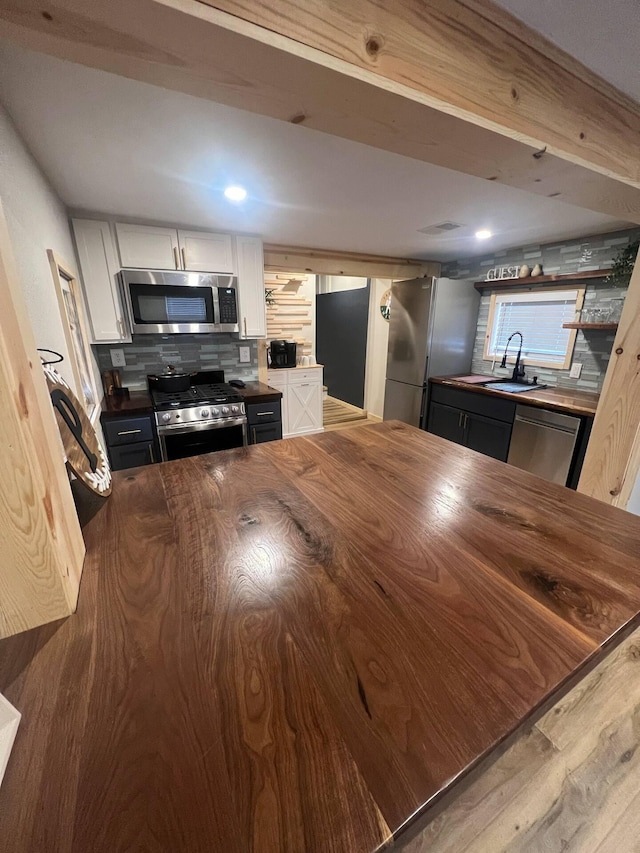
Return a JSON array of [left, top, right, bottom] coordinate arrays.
[[417, 221, 465, 236]]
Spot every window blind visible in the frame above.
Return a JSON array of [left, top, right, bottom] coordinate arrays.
[[488, 289, 579, 366]]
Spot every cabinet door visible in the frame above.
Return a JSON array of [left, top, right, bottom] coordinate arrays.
[[178, 230, 234, 273], [426, 402, 465, 447], [235, 236, 267, 339], [108, 440, 156, 471], [286, 380, 323, 436], [249, 421, 283, 445], [464, 412, 512, 462], [115, 223, 180, 270], [72, 219, 129, 343]]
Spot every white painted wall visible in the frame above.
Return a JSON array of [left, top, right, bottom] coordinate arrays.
[[364, 278, 391, 418], [0, 103, 79, 396], [317, 275, 368, 294]]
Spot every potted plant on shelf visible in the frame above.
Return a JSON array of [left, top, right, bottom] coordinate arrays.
[[606, 240, 640, 285]]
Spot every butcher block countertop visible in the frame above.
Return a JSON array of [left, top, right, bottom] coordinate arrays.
[[238, 380, 283, 403], [2, 422, 640, 852], [431, 374, 600, 416]]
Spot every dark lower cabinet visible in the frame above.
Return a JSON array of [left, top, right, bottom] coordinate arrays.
[[465, 411, 512, 462], [246, 400, 283, 445], [427, 401, 465, 447], [249, 421, 283, 444], [101, 413, 158, 471], [427, 401, 512, 462], [109, 441, 156, 470]]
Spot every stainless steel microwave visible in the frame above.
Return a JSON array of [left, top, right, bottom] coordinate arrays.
[[120, 269, 239, 335]]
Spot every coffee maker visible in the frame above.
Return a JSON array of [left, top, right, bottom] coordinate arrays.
[[268, 340, 297, 368]]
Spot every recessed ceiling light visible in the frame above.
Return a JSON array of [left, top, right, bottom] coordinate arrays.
[[224, 185, 247, 202], [475, 229, 492, 240]]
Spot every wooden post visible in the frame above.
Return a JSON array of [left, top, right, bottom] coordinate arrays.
[[578, 248, 640, 507], [0, 200, 85, 638]]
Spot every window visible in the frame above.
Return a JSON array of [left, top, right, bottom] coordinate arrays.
[[484, 286, 585, 370], [48, 250, 100, 422]]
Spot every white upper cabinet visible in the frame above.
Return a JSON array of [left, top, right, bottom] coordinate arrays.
[[178, 230, 234, 273], [115, 223, 180, 270], [235, 235, 266, 339], [72, 219, 130, 344]]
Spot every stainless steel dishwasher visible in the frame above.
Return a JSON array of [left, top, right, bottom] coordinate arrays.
[[507, 404, 581, 486]]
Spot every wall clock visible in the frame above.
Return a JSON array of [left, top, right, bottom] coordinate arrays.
[[380, 288, 392, 322]]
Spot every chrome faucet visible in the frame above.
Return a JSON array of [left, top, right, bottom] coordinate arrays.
[[500, 331, 525, 382]]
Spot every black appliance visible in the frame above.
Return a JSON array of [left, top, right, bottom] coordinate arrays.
[[268, 340, 297, 369], [121, 269, 239, 335], [148, 369, 247, 461]]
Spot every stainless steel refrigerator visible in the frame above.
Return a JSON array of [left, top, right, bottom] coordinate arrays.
[[383, 277, 480, 427]]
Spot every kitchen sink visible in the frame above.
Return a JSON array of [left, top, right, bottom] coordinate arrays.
[[484, 381, 547, 393]]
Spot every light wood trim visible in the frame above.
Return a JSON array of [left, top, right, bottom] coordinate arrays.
[[203, 0, 640, 187], [47, 250, 100, 422], [578, 250, 640, 506], [483, 285, 584, 370], [0, 200, 85, 638], [264, 245, 439, 279], [1, 1, 638, 220], [474, 269, 611, 291]]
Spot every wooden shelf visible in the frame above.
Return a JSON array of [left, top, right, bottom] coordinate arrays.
[[474, 269, 610, 291], [563, 322, 619, 330]]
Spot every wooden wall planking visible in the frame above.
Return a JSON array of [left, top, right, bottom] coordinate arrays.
[[0, 201, 85, 638], [578, 250, 640, 507], [265, 271, 314, 357]]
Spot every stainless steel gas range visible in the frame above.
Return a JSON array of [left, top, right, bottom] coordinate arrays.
[[148, 370, 247, 462]]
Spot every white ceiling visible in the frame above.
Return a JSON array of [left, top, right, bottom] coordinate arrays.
[[0, 40, 631, 262], [494, 0, 640, 103]]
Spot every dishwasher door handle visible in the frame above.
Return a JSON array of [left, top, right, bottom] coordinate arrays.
[[514, 415, 578, 435]]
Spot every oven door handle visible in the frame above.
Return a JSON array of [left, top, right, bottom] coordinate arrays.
[[156, 416, 248, 437]]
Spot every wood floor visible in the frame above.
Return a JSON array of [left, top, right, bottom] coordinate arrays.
[[323, 395, 379, 431], [401, 625, 640, 853]]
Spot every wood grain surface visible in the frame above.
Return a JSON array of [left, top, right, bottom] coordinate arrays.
[[431, 375, 600, 416], [2, 422, 640, 851], [100, 390, 153, 418]]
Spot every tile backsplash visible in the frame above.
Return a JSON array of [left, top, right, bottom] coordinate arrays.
[[94, 334, 258, 391], [443, 227, 640, 393]]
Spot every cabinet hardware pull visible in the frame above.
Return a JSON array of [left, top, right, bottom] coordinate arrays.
[[181, 247, 187, 269], [256, 411, 274, 416], [464, 414, 468, 429], [243, 317, 247, 337], [252, 427, 257, 444], [118, 317, 125, 338], [173, 247, 180, 269], [299, 383, 309, 386], [149, 443, 155, 463], [117, 428, 142, 436], [458, 412, 462, 428]]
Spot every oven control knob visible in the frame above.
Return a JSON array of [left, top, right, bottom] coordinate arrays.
[[212, 408, 220, 417], [231, 405, 239, 414], [222, 406, 230, 415], [200, 408, 210, 418], [161, 413, 171, 423]]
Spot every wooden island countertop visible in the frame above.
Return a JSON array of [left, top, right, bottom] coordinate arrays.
[[2, 422, 640, 851]]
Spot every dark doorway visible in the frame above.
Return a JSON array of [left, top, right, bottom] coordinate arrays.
[[316, 283, 370, 408]]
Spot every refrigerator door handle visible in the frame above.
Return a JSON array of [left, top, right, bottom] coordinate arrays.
[[419, 386, 429, 428]]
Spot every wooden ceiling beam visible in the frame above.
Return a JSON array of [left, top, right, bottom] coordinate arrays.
[[263, 245, 439, 279], [0, 0, 639, 221]]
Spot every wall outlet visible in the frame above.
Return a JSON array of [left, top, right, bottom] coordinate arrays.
[[238, 346, 251, 364], [570, 362, 582, 379], [110, 348, 126, 368]]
